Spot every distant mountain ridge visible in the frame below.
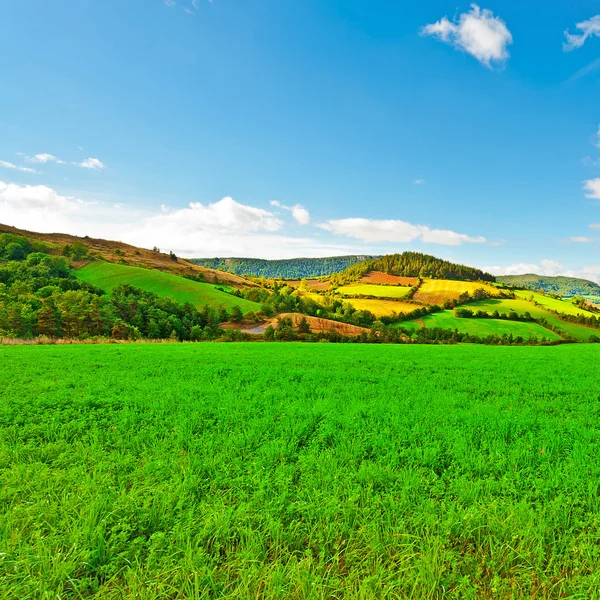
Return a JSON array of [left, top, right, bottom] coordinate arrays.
[[497, 274, 600, 297], [190, 256, 378, 279]]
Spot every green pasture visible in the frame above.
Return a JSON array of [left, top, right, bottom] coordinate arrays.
[[513, 290, 597, 317], [466, 297, 598, 341], [76, 262, 260, 313], [3, 343, 600, 598], [399, 309, 562, 340]]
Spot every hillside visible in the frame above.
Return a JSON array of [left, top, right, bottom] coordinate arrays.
[[76, 262, 261, 313], [0, 223, 253, 288], [497, 274, 600, 297], [190, 255, 377, 279], [334, 252, 495, 284]]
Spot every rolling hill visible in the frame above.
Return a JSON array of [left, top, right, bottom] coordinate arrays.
[[0, 223, 253, 288], [75, 262, 261, 313]]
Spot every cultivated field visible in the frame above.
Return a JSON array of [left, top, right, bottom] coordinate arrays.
[[285, 279, 331, 291], [342, 297, 419, 317], [413, 279, 502, 304], [76, 262, 261, 313], [400, 309, 563, 340], [2, 344, 600, 598], [336, 284, 412, 298], [359, 271, 418, 286]]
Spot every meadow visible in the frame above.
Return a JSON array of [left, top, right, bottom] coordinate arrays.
[[513, 291, 597, 317], [399, 309, 563, 340], [76, 262, 260, 313], [3, 343, 600, 598], [466, 298, 597, 342]]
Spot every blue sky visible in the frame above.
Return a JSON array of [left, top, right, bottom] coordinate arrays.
[[1, 1, 600, 280]]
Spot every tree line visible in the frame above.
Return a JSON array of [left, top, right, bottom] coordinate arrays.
[[332, 252, 496, 285], [190, 256, 376, 279]]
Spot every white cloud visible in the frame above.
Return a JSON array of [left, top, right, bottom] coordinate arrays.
[[164, 0, 176, 6], [570, 236, 594, 243], [486, 260, 564, 277], [591, 223, 600, 230], [413, 179, 425, 185], [584, 178, 600, 200], [143, 196, 282, 235], [564, 15, 600, 51], [77, 158, 105, 170], [421, 4, 513, 68], [319, 217, 486, 246], [0, 182, 364, 259], [0, 160, 39, 174], [291, 205, 310, 225], [269, 200, 310, 225], [24, 153, 65, 165]]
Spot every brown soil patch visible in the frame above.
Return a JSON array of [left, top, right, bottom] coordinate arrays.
[[275, 313, 369, 335], [360, 271, 417, 286]]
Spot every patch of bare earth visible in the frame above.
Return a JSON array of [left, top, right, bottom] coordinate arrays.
[[275, 313, 369, 335], [360, 271, 417, 286]]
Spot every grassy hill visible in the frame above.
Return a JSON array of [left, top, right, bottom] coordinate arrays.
[[0, 223, 252, 288], [75, 262, 261, 313], [497, 274, 600, 297], [400, 310, 563, 340]]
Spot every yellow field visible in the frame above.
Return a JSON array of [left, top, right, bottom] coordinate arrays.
[[414, 279, 502, 305], [337, 284, 412, 298], [344, 298, 418, 317]]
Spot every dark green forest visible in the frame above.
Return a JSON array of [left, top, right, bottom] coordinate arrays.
[[190, 256, 377, 279], [0, 234, 239, 341], [333, 252, 496, 284], [497, 274, 600, 297]]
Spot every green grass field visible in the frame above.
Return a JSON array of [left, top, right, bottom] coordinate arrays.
[[76, 262, 261, 313], [467, 298, 598, 342], [336, 284, 412, 298], [513, 290, 597, 317], [400, 309, 563, 340], [3, 343, 600, 598]]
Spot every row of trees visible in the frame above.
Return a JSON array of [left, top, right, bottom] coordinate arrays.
[[0, 249, 242, 341]]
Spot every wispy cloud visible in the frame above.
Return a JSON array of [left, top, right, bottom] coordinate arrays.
[[23, 153, 66, 165], [76, 158, 106, 170], [421, 4, 513, 69], [0, 160, 39, 174], [569, 236, 595, 243], [413, 179, 425, 185], [564, 57, 600, 86], [584, 178, 600, 200], [319, 217, 486, 246], [564, 15, 600, 51], [164, 0, 176, 7], [269, 200, 310, 225]]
